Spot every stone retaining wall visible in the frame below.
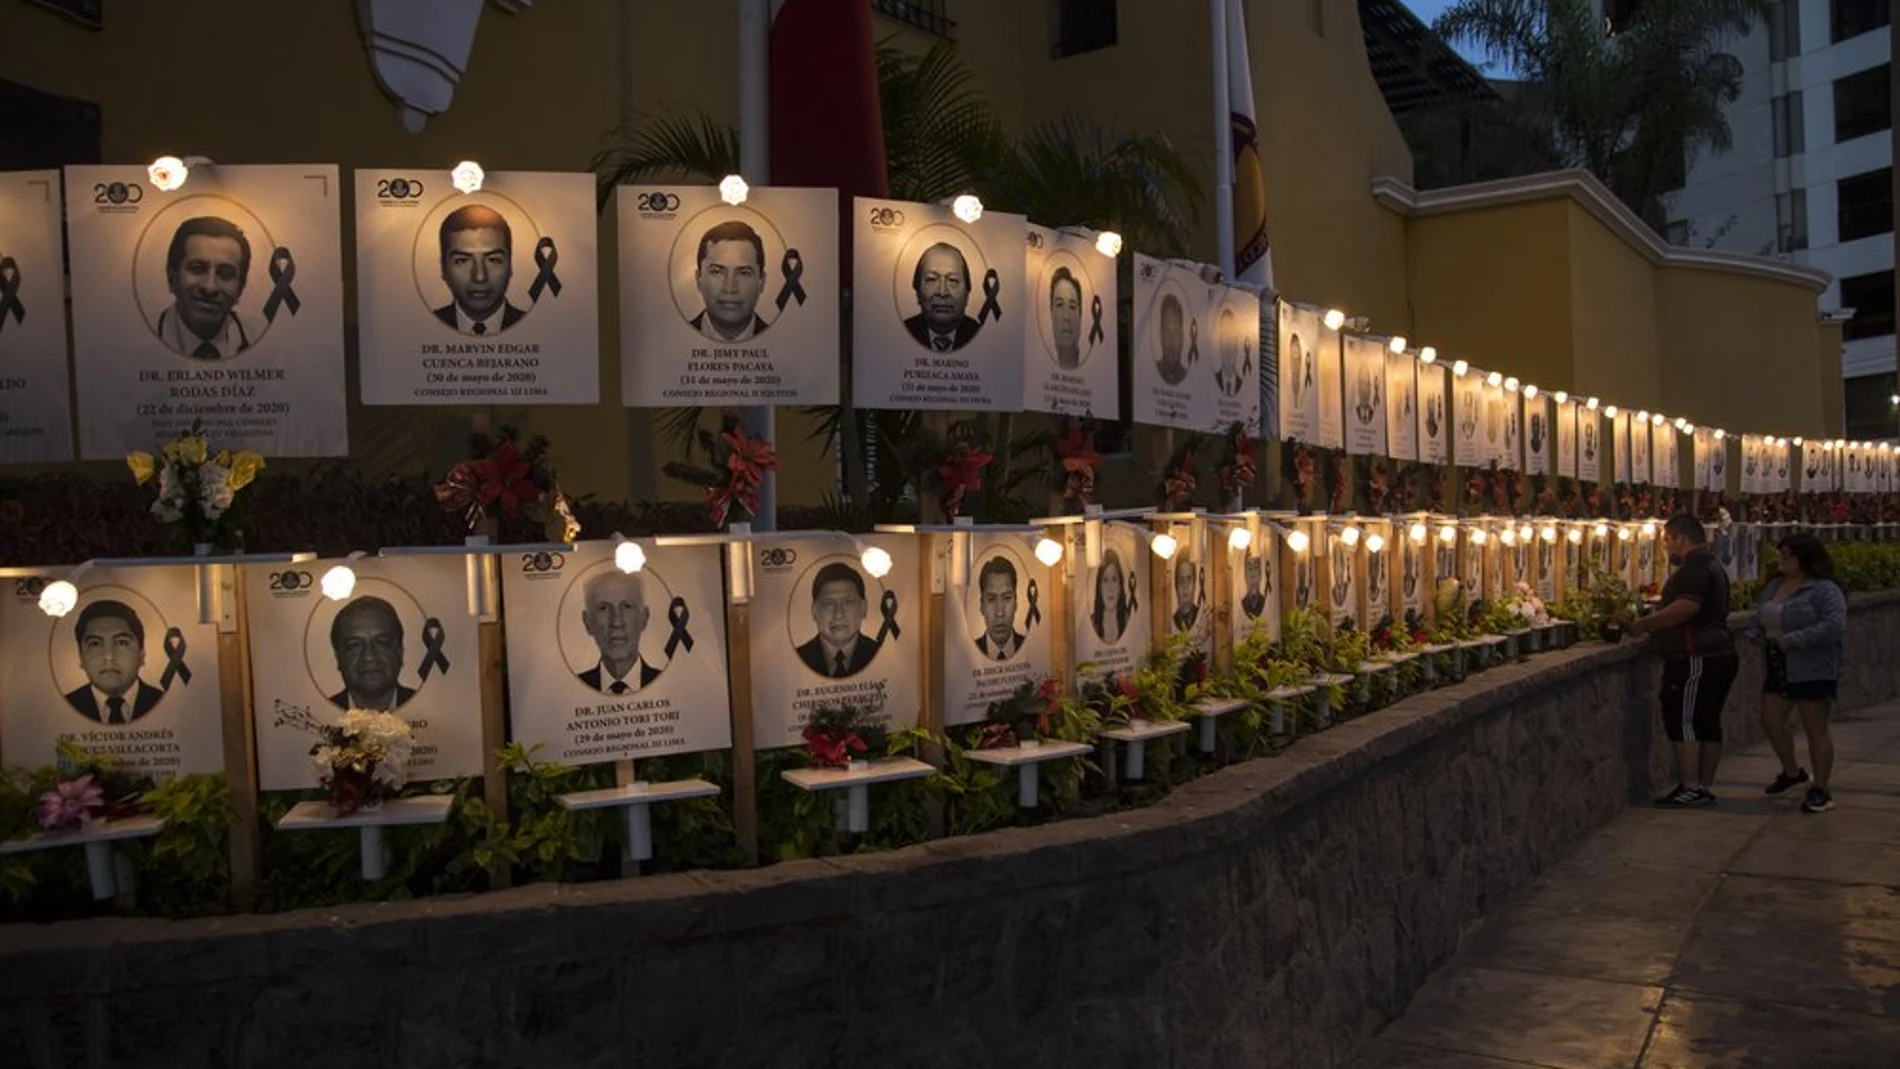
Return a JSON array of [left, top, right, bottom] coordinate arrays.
[[6, 592, 1897, 1069]]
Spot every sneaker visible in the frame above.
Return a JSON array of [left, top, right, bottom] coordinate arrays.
[[1655, 784, 1715, 808], [1801, 787, 1835, 814], [1765, 768, 1811, 796]]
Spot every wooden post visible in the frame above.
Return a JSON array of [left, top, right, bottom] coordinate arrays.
[[1047, 523, 1075, 693], [725, 597, 759, 866], [919, 533, 945, 840], [217, 564, 259, 907], [1211, 526, 1234, 679], [476, 616, 511, 889]]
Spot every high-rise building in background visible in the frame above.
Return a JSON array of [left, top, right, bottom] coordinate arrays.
[[1655, 0, 1893, 438]]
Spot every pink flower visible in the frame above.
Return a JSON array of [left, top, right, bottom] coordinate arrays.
[[35, 774, 105, 832]]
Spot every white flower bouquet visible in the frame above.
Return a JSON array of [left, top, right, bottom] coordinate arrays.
[[127, 419, 264, 552], [274, 702, 415, 815]]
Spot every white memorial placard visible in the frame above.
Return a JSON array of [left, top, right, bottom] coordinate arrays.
[[1500, 387, 1521, 471], [1163, 522, 1213, 658], [1232, 526, 1279, 646], [944, 534, 1054, 726], [749, 534, 920, 748], [245, 556, 483, 790], [1315, 323, 1343, 449], [1555, 399, 1576, 479], [1327, 533, 1357, 630], [1613, 411, 1632, 484], [0, 170, 72, 461], [1630, 416, 1651, 485], [1277, 300, 1320, 444], [621, 185, 838, 407], [853, 196, 1024, 411], [1710, 433, 1728, 492], [1482, 380, 1507, 468], [1131, 254, 1216, 430], [1524, 394, 1549, 476], [1073, 522, 1154, 682], [1453, 373, 1483, 467], [65, 164, 346, 458], [1578, 407, 1602, 483], [1212, 285, 1262, 433], [1417, 362, 1448, 465], [501, 542, 731, 763], [1024, 223, 1117, 417], [1385, 348, 1418, 461], [357, 169, 597, 405], [1, 567, 222, 776], [1342, 334, 1386, 456]]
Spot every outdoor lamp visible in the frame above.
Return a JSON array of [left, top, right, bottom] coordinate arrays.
[[321, 551, 368, 601], [1585, 397, 1600, 410], [1617, 527, 1633, 542], [1793, 436, 1805, 446], [1365, 532, 1386, 554], [1409, 522, 1429, 544], [148, 155, 189, 191], [451, 160, 485, 194], [718, 174, 749, 205], [1524, 384, 1539, 400], [1594, 523, 1611, 538], [951, 194, 983, 222], [613, 535, 648, 575], [1567, 528, 1584, 545], [859, 543, 894, 579], [1033, 536, 1064, 567], [1323, 309, 1347, 331], [1651, 413, 1666, 427], [1518, 523, 1533, 542], [1094, 231, 1123, 257], [1642, 522, 1658, 538], [1452, 360, 1470, 377], [1284, 528, 1311, 555], [1499, 527, 1517, 547], [1605, 405, 1619, 419], [1540, 525, 1558, 543], [1487, 371, 1503, 388], [1389, 336, 1408, 354], [38, 579, 79, 618], [1148, 531, 1179, 560], [1553, 391, 1569, 404], [1228, 525, 1253, 551], [1337, 524, 1361, 547], [1714, 429, 1726, 440], [1419, 346, 1437, 364], [1504, 376, 1520, 393], [1437, 523, 1457, 544], [1469, 528, 1489, 546]]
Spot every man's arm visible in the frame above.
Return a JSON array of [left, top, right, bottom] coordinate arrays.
[[1629, 597, 1699, 635]]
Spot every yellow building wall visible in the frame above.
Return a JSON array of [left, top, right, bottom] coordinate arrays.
[[1403, 200, 1575, 389], [1566, 203, 1663, 410], [1655, 270, 1829, 438]]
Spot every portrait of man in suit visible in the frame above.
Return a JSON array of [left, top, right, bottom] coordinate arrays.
[[434, 204, 523, 336], [795, 562, 880, 678], [1155, 294, 1188, 386], [1215, 307, 1246, 397], [974, 555, 1025, 662], [1049, 266, 1083, 369], [1240, 553, 1268, 620], [63, 599, 164, 724], [327, 596, 415, 711], [904, 242, 980, 352], [577, 570, 661, 694], [155, 216, 256, 360], [1172, 556, 1201, 633], [689, 219, 770, 343]]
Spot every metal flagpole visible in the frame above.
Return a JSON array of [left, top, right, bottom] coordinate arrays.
[[738, 0, 777, 530], [1212, 0, 1234, 281]]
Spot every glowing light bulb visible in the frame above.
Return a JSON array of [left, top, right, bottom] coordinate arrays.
[[951, 194, 983, 222], [1617, 527, 1632, 541], [1419, 346, 1438, 364], [1651, 413, 1666, 427], [1227, 526, 1253, 551], [1365, 532, 1386, 553], [614, 540, 648, 574], [1504, 376, 1520, 393], [1553, 391, 1569, 404], [1594, 523, 1610, 538], [1470, 529, 1489, 545], [1149, 533, 1179, 560], [1339, 525, 1361, 547], [1518, 524, 1533, 542], [718, 174, 749, 205], [1389, 336, 1408, 354], [1409, 522, 1429, 544], [1323, 309, 1347, 331], [1524, 384, 1539, 400], [858, 546, 893, 581], [1286, 529, 1311, 554], [1714, 429, 1726, 440], [1585, 397, 1599, 410], [1034, 538, 1064, 567], [1793, 436, 1805, 446], [1605, 405, 1619, 419], [451, 160, 485, 193], [320, 565, 357, 601], [148, 155, 187, 191], [38, 579, 78, 618], [1567, 528, 1583, 545], [1500, 528, 1517, 546], [1540, 526, 1557, 543], [1095, 230, 1123, 257], [1452, 360, 1470, 377], [1438, 524, 1457, 543], [1487, 371, 1504, 388], [1642, 522, 1658, 538]]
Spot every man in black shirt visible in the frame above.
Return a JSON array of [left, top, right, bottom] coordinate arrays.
[[1628, 514, 1737, 807]]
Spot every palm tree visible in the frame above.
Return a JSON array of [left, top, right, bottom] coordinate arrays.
[[595, 40, 1202, 522], [1426, 0, 1769, 232]]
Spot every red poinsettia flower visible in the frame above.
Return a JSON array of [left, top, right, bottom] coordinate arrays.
[[471, 440, 541, 518], [938, 445, 994, 518], [1056, 426, 1102, 505], [722, 427, 779, 488], [801, 724, 866, 768]]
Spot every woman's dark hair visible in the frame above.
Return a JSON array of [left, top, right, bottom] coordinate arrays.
[[1776, 533, 1836, 582]]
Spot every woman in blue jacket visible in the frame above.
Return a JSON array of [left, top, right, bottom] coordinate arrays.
[[1754, 533, 1848, 813]]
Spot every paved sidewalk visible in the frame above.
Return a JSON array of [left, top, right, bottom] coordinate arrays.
[[1352, 703, 1900, 1068]]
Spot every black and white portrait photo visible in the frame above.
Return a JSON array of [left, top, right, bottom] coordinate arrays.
[[1343, 333, 1386, 457], [0, 170, 74, 462], [154, 215, 259, 359], [946, 535, 1050, 726], [503, 542, 731, 764], [1091, 548, 1134, 644], [3, 567, 223, 777], [794, 562, 880, 679], [433, 204, 525, 336], [62, 599, 165, 724], [1418, 362, 1448, 464], [854, 196, 1023, 410], [1241, 552, 1269, 620], [359, 168, 599, 405], [751, 538, 919, 747], [624, 186, 836, 406], [1276, 299, 1321, 445], [1168, 525, 1212, 654], [974, 554, 1027, 662], [66, 163, 346, 458], [1215, 307, 1245, 397], [1072, 525, 1148, 681], [1023, 224, 1118, 417], [1386, 344, 1419, 462], [246, 557, 481, 790], [576, 569, 664, 695], [1155, 293, 1189, 387], [1171, 556, 1202, 635], [1133, 254, 1218, 429]]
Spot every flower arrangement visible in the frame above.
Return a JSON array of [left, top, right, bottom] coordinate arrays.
[[1330, 459, 1353, 514], [1157, 438, 1200, 511], [656, 417, 779, 530], [1217, 423, 1257, 502], [1503, 581, 1552, 629], [979, 677, 1061, 749], [274, 702, 416, 815], [1291, 443, 1317, 510], [1367, 460, 1390, 515], [933, 440, 994, 520], [31, 748, 148, 833], [801, 701, 888, 768], [438, 427, 579, 542], [1052, 418, 1102, 508], [126, 420, 264, 552]]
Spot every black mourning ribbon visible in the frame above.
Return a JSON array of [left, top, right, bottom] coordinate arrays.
[[160, 627, 191, 689], [529, 237, 562, 302], [875, 589, 901, 643], [1186, 319, 1200, 365], [418, 617, 451, 679], [0, 256, 24, 332], [1127, 573, 1139, 612], [776, 248, 806, 311], [1088, 294, 1104, 346], [1025, 578, 1041, 629], [262, 247, 299, 322], [665, 597, 694, 659], [977, 268, 1002, 324]]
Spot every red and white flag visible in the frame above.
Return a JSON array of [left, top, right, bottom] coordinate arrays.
[[1226, 0, 1271, 288]]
